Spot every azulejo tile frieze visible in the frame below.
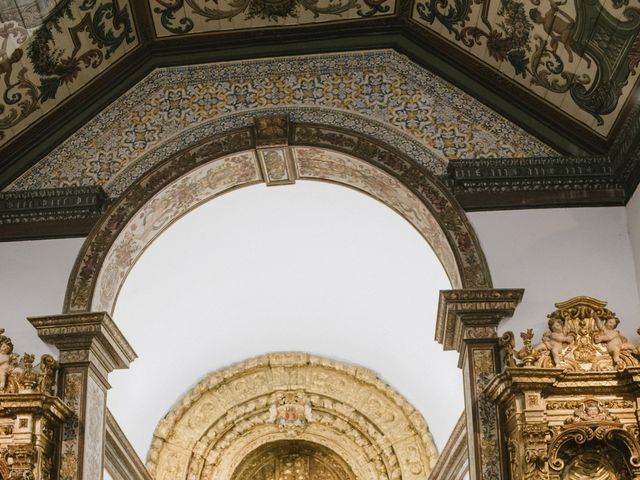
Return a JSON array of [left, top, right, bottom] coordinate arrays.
[[0, 0, 137, 145], [6, 50, 556, 192]]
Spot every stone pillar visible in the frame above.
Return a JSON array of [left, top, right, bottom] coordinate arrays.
[[436, 289, 524, 480], [29, 312, 137, 480]]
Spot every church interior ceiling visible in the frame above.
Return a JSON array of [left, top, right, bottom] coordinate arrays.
[[2, 0, 640, 234]]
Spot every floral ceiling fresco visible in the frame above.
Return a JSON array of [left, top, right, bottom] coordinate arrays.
[[150, 0, 395, 36], [411, 0, 640, 136], [0, 0, 137, 145]]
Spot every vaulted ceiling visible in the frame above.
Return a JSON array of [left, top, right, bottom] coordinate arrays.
[[1, 0, 640, 234]]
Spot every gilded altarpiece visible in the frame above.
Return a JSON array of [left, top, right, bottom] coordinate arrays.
[[488, 296, 640, 480], [0, 328, 71, 480]]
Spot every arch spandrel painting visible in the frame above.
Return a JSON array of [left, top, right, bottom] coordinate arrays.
[[148, 353, 438, 480]]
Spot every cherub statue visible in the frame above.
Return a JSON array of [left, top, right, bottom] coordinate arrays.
[[0, 339, 20, 391], [534, 316, 574, 366], [594, 314, 634, 366]]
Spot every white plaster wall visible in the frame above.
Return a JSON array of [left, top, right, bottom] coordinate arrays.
[[469, 207, 640, 342], [626, 186, 640, 303], [0, 238, 84, 356], [107, 181, 460, 458]]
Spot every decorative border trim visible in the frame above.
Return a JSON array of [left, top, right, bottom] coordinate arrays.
[[428, 412, 469, 480], [443, 156, 625, 209], [0, 187, 109, 241], [105, 410, 153, 480]]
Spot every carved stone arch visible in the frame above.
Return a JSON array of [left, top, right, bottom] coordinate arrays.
[[147, 352, 438, 480], [63, 117, 492, 314]]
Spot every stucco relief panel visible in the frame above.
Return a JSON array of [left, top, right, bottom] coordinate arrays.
[[91, 151, 261, 312], [7, 50, 556, 192]]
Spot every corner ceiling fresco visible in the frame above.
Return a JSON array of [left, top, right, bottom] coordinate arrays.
[[0, 0, 137, 145], [411, 0, 640, 136]]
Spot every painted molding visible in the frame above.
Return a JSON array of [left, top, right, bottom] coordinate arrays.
[[105, 410, 153, 480], [428, 413, 468, 480]]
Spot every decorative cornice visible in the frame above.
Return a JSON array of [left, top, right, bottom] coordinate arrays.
[[0, 186, 108, 240], [443, 156, 625, 209], [435, 289, 524, 356], [428, 412, 469, 480], [0, 393, 73, 422], [28, 312, 136, 382], [105, 410, 153, 480]]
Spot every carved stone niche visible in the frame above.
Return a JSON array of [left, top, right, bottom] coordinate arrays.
[[486, 297, 640, 480], [0, 329, 72, 480]]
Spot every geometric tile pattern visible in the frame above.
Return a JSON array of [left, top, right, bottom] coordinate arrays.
[[6, 50, 557, 192]]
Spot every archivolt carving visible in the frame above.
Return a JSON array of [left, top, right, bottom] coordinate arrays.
[[147, 353, 438, 480]]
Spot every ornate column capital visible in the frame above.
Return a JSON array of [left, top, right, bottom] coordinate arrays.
[[27, 312, 136, 480], [28, 312, 136, 385], [436, 288, 523, 480], [436, 289, 524, 354]]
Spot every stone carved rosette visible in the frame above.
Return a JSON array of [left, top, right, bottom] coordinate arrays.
[[0, 328, 71, 480], [487, 297, 640, 480]]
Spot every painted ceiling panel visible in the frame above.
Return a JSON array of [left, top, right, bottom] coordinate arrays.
[[149, 0, 395, 36], [411, 0, 640, 138], [0, 0, 138, 146]]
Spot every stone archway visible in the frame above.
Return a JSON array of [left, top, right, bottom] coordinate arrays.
[[63, 117, 492, 314], [148, 353, 438, 480]]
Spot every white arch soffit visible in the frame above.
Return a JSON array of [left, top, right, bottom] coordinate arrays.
[[91, 146, 462, 313]]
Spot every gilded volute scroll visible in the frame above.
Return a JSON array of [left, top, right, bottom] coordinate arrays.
[[0, 328, 71, 480], [488, 296, 640, 480]]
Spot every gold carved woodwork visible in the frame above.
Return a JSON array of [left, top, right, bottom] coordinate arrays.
[[232, 440, 356, 480], [148, 352, 438, 480], [0, 328, 72, 480], [487, 296, 640, 480]]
